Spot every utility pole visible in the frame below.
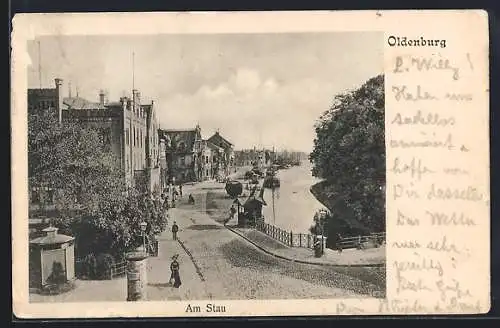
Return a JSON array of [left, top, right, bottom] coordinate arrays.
[[132, 52, 135, 91]]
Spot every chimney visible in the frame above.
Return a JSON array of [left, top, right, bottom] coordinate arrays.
[[43, 226, 58, 238], [132, 89, 140, 102], [54, 78, 63, 124], [99, 90, 105, 106]]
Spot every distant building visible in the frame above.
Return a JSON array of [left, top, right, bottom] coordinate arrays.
[[195, 139, 225, 181], [28, 78, 161, 208], [207, 131, 235, 177], [234, 149, 259, 167], [234, 147, 274, 169], [28, 78, 64, 120], [159, 125, 202, 184]]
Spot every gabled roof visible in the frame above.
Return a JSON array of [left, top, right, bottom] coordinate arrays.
[[208, 131, 233, 148], [205, 140, 224, 152], [160, 128, 201, 153], [106, 101, 122, 107], [63, 97, 105, 110]]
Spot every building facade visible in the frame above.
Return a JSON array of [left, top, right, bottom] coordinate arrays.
[[207, 131, 235, 177], [194, 139, 225, 181], [28, 78, 161, 202], [158, 125, 202, 184], [234, 149, 259, 167]]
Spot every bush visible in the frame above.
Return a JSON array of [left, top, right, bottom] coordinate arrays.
[[225, 181, 243, 198], [77, 253, 115, 280], [80, 253, 97, 279], [95, 253, 115, 280], [55, 189, 168, 262]]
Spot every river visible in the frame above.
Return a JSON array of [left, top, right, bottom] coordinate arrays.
[[261, 160, 327, 234]]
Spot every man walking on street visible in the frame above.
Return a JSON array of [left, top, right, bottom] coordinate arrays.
[[172, 221, 179, 240], [225, 204, 237, 226]]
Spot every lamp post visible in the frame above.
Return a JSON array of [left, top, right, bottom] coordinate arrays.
[[321, 209, 327, 254], [140, 221, 147, 254], [233, 198, 241, 224]]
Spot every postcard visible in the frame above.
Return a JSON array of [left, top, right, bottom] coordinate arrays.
[[11, 10, 490, 318]]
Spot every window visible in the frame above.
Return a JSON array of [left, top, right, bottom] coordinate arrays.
[[125, 128, 129, 145], [133, 128, 136, 147], [206, 169, 209, 176], [205, 156, 209, 164]]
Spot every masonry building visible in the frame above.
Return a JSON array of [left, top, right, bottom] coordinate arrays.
[[158, 125, 202, 184], [28, 78, 161, 204], [207, 131, 235, 177]]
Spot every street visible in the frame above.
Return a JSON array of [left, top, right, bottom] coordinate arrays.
[[171, 198, 357, 300], [30, 178, 384, 302]]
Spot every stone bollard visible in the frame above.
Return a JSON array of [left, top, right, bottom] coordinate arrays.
[[126, 251, 148, 301]]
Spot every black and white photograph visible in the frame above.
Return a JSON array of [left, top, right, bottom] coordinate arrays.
[[25, 32, 386, 303]]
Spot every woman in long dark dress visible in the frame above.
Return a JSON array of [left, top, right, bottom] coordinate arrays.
[[170, 255, 182, 288]]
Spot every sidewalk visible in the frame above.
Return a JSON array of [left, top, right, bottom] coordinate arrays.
[[30, 222, 209, 303], [227, 226, 385, 267], [146, 227, 209, 301], [181, 182, 385, 267]]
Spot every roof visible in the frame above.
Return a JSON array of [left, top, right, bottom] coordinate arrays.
[[63, 97, 105, 110], [29, 227, 74, 245], [106, 101, 123, 107], [28, 88, 57, 97], [208, 132, 233, 148], [205, 140, 224, 152], [160, 128, 201, 153]]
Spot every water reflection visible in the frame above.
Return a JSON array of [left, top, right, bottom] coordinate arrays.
[[262, 161, 327, 234]]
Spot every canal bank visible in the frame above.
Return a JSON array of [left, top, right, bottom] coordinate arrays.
[[261, 161, 327, 234]]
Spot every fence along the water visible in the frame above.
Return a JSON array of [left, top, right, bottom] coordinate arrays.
[[255, 222, 385, 250]]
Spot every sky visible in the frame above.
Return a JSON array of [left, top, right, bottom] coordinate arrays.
[[27, 33, 383, 153]]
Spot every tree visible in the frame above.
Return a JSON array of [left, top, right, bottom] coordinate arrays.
[[309, 75, 385, 233], [28, 108, 152, 258], [60, 189, 167, 258], [309, 210, 329, 236], [225, 180, 243, 198], [28, 108, 124, 217]]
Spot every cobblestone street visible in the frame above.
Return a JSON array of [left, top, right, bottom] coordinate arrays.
[[170, 183, 384, 300], [30, 180, 384, 302]]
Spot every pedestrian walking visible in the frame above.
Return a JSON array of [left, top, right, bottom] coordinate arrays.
[[172, 221, 179, 240], [169, 254, 182, 288], [179, 184, 183, 197], [335, 233, 343, 254], [225, 205, 237, 225]]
